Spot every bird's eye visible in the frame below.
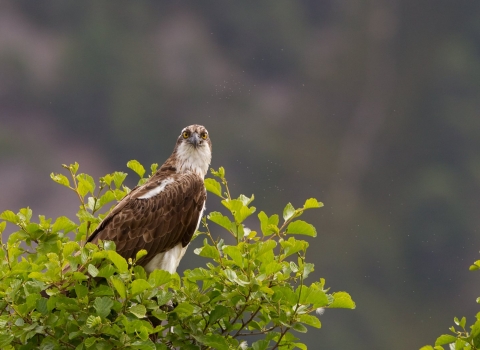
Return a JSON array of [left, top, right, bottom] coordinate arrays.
[[182, 131, 189, 139], [201, 133, 208, 140]]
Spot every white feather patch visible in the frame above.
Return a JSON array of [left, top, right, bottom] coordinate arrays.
[[138, 178, 174, 199], [144, 243, 189, 274], [176, 141, 211, 177], [196, 201, 206, 231]]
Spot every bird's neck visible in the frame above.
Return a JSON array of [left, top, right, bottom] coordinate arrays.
[[172, 143, 211, 178]]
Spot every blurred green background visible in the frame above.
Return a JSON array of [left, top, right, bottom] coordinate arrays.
[[1, 1, 480, 348]]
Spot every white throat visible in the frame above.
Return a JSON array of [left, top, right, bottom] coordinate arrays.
[[175, 142, 211, 177]]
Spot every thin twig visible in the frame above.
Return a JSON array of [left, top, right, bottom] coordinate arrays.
[[232, 305, 262, 338], [236, 326, 276, 337], [271, 327, 288, 350]]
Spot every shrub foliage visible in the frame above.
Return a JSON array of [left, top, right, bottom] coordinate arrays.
[[421, 259, 480, 350], [0, 161, 355, 349]]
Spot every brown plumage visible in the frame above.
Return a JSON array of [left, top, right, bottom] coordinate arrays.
[[87, 125, 212, 273]]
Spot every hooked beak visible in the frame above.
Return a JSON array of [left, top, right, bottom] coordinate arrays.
[[188, 133, 200, 148]]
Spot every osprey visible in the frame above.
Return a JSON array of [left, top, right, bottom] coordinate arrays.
[[87, 125, 211, 274]]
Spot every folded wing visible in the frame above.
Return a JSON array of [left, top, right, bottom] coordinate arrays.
[[87, 172, 206, 267]]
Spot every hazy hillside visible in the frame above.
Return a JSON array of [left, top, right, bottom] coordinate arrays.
[[1, 1, 480, 348]]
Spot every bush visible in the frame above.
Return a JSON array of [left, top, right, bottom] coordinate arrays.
[[421, 259, 480, 350], [0, 161, 355, 350]]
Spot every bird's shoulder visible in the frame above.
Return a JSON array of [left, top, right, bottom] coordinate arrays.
[[130, 168, 205, 201], [87, 167, 205, 243]]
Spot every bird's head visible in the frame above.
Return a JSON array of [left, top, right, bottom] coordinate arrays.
[[174, 125, 212, 177]]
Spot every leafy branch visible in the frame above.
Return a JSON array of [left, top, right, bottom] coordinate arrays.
[[421, 259, 480, 350], [0, 161, 355, 350]]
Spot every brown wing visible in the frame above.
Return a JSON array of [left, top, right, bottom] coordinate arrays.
[[87, 172, 206, 266]]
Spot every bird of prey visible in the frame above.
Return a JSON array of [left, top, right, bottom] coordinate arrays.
[[87, 125, 212, 274]]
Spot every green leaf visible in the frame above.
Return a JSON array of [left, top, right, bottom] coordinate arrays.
[[108, 251, 129, 272], [280, 237, 308, 258], [194, 241, 220, 260], [256, 240, 277, 259], [148, 269, 172, 287], [76, 173, 96, 197], [238, 194, 254, 206], [130, 279, 151, 296], [103, 240, 116, 251], [129, 304, 147, 318], [208, 212, 234, 232], [94, 297, 114, 318], [150, 163, 158, 174], [209, 305, 229, 324], [40, 338, 60, 349], [86, 315, 102, 328], [52, 216, 77, 233], [72, 272, 88, 281], [84, 337, 97, 347], [69, 162, 80, 174], [113, 172, 128, 188], [286, 220, 317, 237], [272, 286, 297, 304], [283, 203, 296, 221], [459, 316, 466, 328], [131, 340, 156, 350], [223, 245, 244, 267], [252, 340, 270, 350], [50, 173, 70, 187], [258, 211, 279, 235], [222, 199, 256, 224], [297, 286, 329, 307], [77, 209, 99, 225], [261, 261, 283, 275], [135, 249, 148, 261], [470, 261, 480, 271], [435, 334, 457, 346], [299, 314, 321, 328], [133, 265, 147, 280], [110, 276, 126, 299], [36, 298, 48, 315], [97, 264, 116, 279], [329, 292, 356, 309], [210, 167, 225, 179], [0, 334, 14, 348], [303, 198, 323, 209], [127, 160, 146, 178], [46, 296, 57, 312], [225, 269, 249, 286], [88, 264, 99, 277], [196, 334, 229, 350], [174, 302, 194, 317], [472, 318, 480, 339], [63, 241, 80, 259], [205, 178, 222, 197], [292, 323, 308, 333], [0, 210, 18, 224], [74, 284, 88, 298], [18, 207, 32, 222], [0, 221, 5, 235], [98, 190, 116, 208], [294, 343, 307, 350], [302, 262, 315, 278]]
